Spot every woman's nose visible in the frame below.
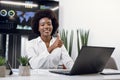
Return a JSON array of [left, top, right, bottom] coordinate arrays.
[[44, 24, 49, 28]]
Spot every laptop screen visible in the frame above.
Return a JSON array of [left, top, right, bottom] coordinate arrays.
[[70, 46, 115, 75]]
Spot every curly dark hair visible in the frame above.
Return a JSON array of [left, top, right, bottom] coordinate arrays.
[[31, 9, 59, 36]]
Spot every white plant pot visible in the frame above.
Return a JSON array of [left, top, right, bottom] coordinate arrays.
[[0, 66, 6, 77], [19, 65, 30, 76]]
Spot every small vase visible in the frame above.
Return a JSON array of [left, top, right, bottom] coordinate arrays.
[[19, 65, 30, 76], [0, 66, 6, 77]]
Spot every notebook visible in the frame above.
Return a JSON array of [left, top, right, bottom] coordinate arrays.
[[49, 46, 115, 75]]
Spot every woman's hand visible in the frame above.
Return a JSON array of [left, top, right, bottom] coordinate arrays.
[[48, 34, 63, 53], [53, 34, 63, 48]]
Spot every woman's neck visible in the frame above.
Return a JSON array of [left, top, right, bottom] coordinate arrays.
[[41, 35, 52, 42]]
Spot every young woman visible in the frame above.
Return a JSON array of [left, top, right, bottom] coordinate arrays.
[[26, 9, 74, 69]]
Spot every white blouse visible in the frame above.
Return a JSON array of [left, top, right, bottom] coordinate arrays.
[[26, 36, 74, 69]]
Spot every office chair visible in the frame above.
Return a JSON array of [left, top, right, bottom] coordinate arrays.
[[105, 57, 118, 70]]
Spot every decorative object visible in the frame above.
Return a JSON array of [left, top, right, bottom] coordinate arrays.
[[68, 30, 74, 56], [60, 29, 74, 56], [18, 56, 30, 76], [60, 29, 68, 50], [80, 29, 89, 46], [0, 56, 6, 77], [77, 29, 90, 54]]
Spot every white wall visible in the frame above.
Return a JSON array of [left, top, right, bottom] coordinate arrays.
[[59, 0, 120, 69]]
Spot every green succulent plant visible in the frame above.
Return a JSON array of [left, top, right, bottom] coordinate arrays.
[[18, 56, 30, 66], [68, 30, 74, 56], [77, 29, 80, 55], [0, 56, 6, 66], [60, 29, 68, 50], [77, 29, 90, 54], [60, 29, 74, 56], [80, 29, 90, 46]]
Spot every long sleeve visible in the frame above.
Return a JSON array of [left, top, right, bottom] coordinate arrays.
[[61, 45, 74, 69], [26, 38, 50, 69], [26, 37, 74, 69]]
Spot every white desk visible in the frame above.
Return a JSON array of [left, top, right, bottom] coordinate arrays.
[[0, 69, 120, 80]]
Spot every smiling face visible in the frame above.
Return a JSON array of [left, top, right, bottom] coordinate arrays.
[[38, 17, 53, 37]]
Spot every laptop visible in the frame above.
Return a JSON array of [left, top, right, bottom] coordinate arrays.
[[49, 46, 115, 75]]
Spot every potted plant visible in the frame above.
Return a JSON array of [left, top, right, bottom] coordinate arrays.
[[60, 29, 74, 56], [0, 56, 6, 77], [80, 29, 89, 46], [18, 56, 30, 76], [77, 29, 90, 54], [60, 29, 68, 51]]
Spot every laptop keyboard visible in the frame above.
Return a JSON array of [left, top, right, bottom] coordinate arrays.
[[49, 69, 71, 75]]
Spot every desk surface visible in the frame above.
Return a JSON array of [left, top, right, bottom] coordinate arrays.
[[0, 69, 120, 80]]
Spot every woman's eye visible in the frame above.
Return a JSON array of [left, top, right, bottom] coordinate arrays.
[[48, 23, 52, 26], [40, 24, 44, 26], [40, 23, 52, 26]]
